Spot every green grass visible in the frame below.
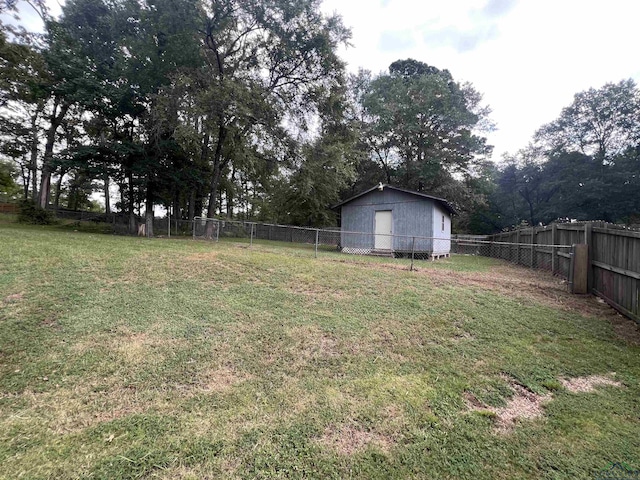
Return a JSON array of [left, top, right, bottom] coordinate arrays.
[[1, 217, 639, 479]]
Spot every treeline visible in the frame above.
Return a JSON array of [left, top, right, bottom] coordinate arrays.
[[0, 0, 638, 234], [471, 79, 640, 233]]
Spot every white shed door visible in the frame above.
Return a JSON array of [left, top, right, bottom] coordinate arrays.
[[374, 210, 392, 250]]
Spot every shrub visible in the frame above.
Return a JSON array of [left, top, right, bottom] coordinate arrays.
[[17, 200, 57, 225]]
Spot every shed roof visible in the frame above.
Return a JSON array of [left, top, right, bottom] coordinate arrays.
[[333, 184, 457, 215]]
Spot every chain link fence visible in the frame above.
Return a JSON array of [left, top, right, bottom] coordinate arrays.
[[452, 235, 574, 277], [39, 206, 639, 318], [190, 217, 574, 274], [38, 207, 576, 276]]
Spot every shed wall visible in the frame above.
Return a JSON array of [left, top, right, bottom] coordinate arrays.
[[340, 189, 436, 252], [432, 202, 452, 254]]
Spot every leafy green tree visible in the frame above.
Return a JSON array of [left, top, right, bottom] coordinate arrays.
[[535, 79, 640, 164], [0, 29, 49, 201], [0, 160, 19, 200], [359, 59, 492, 194], [192, 0, 350, 235]]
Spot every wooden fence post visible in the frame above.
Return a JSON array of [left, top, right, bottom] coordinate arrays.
[[571, 244, 589, 294], [530, 228, 536, 268], [551, 224, 557, 274], [585, 222, 593, 292]]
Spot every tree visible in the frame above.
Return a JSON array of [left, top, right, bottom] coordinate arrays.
[[0, 161, 18, 200], [277, 82, 358, 226], [348, 59, 492, 224], [193, 0, 350, 235], [0, 29, 49, 201], [366, 60, 491, 191], [535, 79, 640, 164]]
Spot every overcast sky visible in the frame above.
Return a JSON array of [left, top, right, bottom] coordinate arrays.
[[321, 0, 640, 160], [6, 0, 640, 161]]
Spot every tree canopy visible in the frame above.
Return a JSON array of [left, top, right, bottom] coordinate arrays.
[[1, 3, 638, 235]]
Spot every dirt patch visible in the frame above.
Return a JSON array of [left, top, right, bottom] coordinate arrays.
[[463, 391, 486, 410], [601, 305, 640, 345], [3, 293, 24, 303], [466, 376, 551, 434], [560, 374, 623, 393], [316, 423, 393, 455]]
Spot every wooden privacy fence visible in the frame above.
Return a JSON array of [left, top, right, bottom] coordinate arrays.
[[0, 203, 18, 214], [479, 223, 640, 323]]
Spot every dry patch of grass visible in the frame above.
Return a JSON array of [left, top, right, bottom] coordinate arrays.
[[115, 331, 155, 364], [7, 365, 252, 437], [466, 372, 625, 434], [288, 325, 341, 361], [286, 280, 349, 301], [183, 251, 220, 262], [195, 365, 252, 393], [72, 326, 181, 365], [316, 423, 394, 455], [9, 383, 157, 434], [466, 376, 552, 434], [560, 374, 623, 393], [402, 263, 640, 345], [3, 292, 24, 303]]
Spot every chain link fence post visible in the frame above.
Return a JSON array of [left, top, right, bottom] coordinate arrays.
[[216, 220, 220, 242], [410, 236, 416, 271], [315, 229, 319, 258], [250, 223, 254, 247]]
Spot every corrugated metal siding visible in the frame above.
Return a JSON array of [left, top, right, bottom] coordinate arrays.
[[432, 203, 452, 253], [340, 189, 440, 252]]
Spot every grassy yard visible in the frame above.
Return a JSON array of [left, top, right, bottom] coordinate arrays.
[[1, 218, 639, 479]]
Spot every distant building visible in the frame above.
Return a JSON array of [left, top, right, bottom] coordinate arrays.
[[333, 184, 455, 258]]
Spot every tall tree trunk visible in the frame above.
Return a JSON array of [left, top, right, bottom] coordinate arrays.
[[104, 172, 111, 215], [54, 170, 66, 208], [127, 169, 136, 234], [145, 184, 154, 238], [29, 112, 39, 201], [173, 197, 180, 220], [205, 124, 227, 237], [226, 169, 235, 218], [194, 191, 203, 219], [21, 158, 30, 199], [38, 100, 69, 208], [68, 184, 77, 210], [188, 189, 195, 220], [205, 160, 222, 238]]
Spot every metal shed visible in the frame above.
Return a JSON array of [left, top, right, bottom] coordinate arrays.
[[333, 184, 455, 258]]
